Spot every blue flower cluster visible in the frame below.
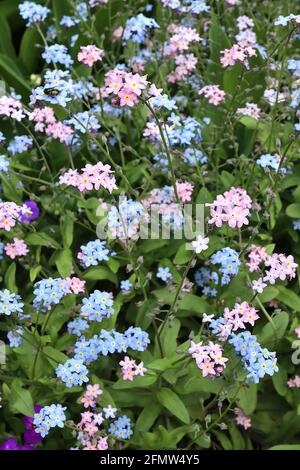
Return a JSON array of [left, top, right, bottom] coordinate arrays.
[[229, 331, 278, 384], [0, 131, 5, 144], [256, 153, 286, 173], [124, 14, 159, 43], [7, 328, 23, 348], [31, 70, 97, 110], [60, 15, 79, 28], [210, 247, 241, 285], [293, 219, 300, 231], [166, 114, 203, 147], [7, 135, 33, 155], [120, 279, 132, 292], [194, 267, 218, 297], [0, 155, 9, 173], [81, 290, 114, 323], [0, 242, 4, 261], [0, 289, 24, 316], [109, 415, 133, 440], [33, 278, 70, 311], [66, 111, 101, 134], [78, 239, 114, 268], [182, 148, 208, 166], [163, 0, 209, 14], [56, 358, 89, 388], [288, 59, 300, 78], [274, 14, 299, 27], [74, 327, 150, 364], [42, 44, 73, 68], [157, 266, 173, 282], [33, 404, 66, 438], [19, 1, 50, 27], [150, 94, 178, 111], [67, 318, 89, 337], [76, 2, 88, 21], [108, 198, 147, 240]]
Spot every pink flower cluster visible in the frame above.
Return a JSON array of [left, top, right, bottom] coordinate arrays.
[[295, 326, 300, 338], [199, 85, 226, 106], [189, 341, 228, 378], [65, 277, 86, 294], [28, 107, 74, 144], [236, 102, 261, 120], [164, 25, 200, 56], [0, 202, 24, 231], [287, 375, 300, 388], [236, 15, 256, 48], [77, 45, 104, 67], [235, 409, 252, 430], [208, 187, 252, 228], [76, 385, 118, 450], [0, 96, 26, 122], [247, 245, 298, 293], [119, 356, 147, 381], [80, 384, 103, 408], [220, 44, 256, 68], [168, 54, 198, 83], [216, 302, 259, 340], [4, 238, 28, 259], [59, 162, 117, 193], [103, 69, 159, 107], [236, 103, 261, 121], [89, 0, 108, 6], [164, 25, 199, 83], [176, 181, 194, 202]]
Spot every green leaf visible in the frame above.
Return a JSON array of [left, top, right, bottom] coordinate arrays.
[[236, 383, 257, 415], [228, 423, 245, 450], [213, 430, 232, 450], [155, 319, 180, 357], [179, 294, 210, 314], [82, 266, 118, 285], [113, 374, 157, 389], [107, 258, 120, 273], [276, 286, 300, 312], [208, 13, 231, 84], [26, 232, 60, 249], [272, 366, 288, 396], [0, 53, 31, 91], [0, 17, 16, 58], [174, 244, 191, 264], [30, 265, 42, 282], [259, 311, 289, 345], [60, 216, 74, 248], [55, 248, 73, 277], [5, 262, 17, 292], [194, 433, 211, 449], [0, 0, 21, 18], [19, 28, 41, 73], [134, 403, 162, 434], [156, 388, 190, 424], [43, 346, 68, 366], [286, 203, 300, 218], [269, 445, 300, 450], [147, 358, 172, 372], [10, 379, 34, 417]]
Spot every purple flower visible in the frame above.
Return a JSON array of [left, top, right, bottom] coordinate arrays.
[[23, 429, 42, 446], [20, 200, 40, 223], [0, 437, 33, 450], [23, 405, 43, 445]]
